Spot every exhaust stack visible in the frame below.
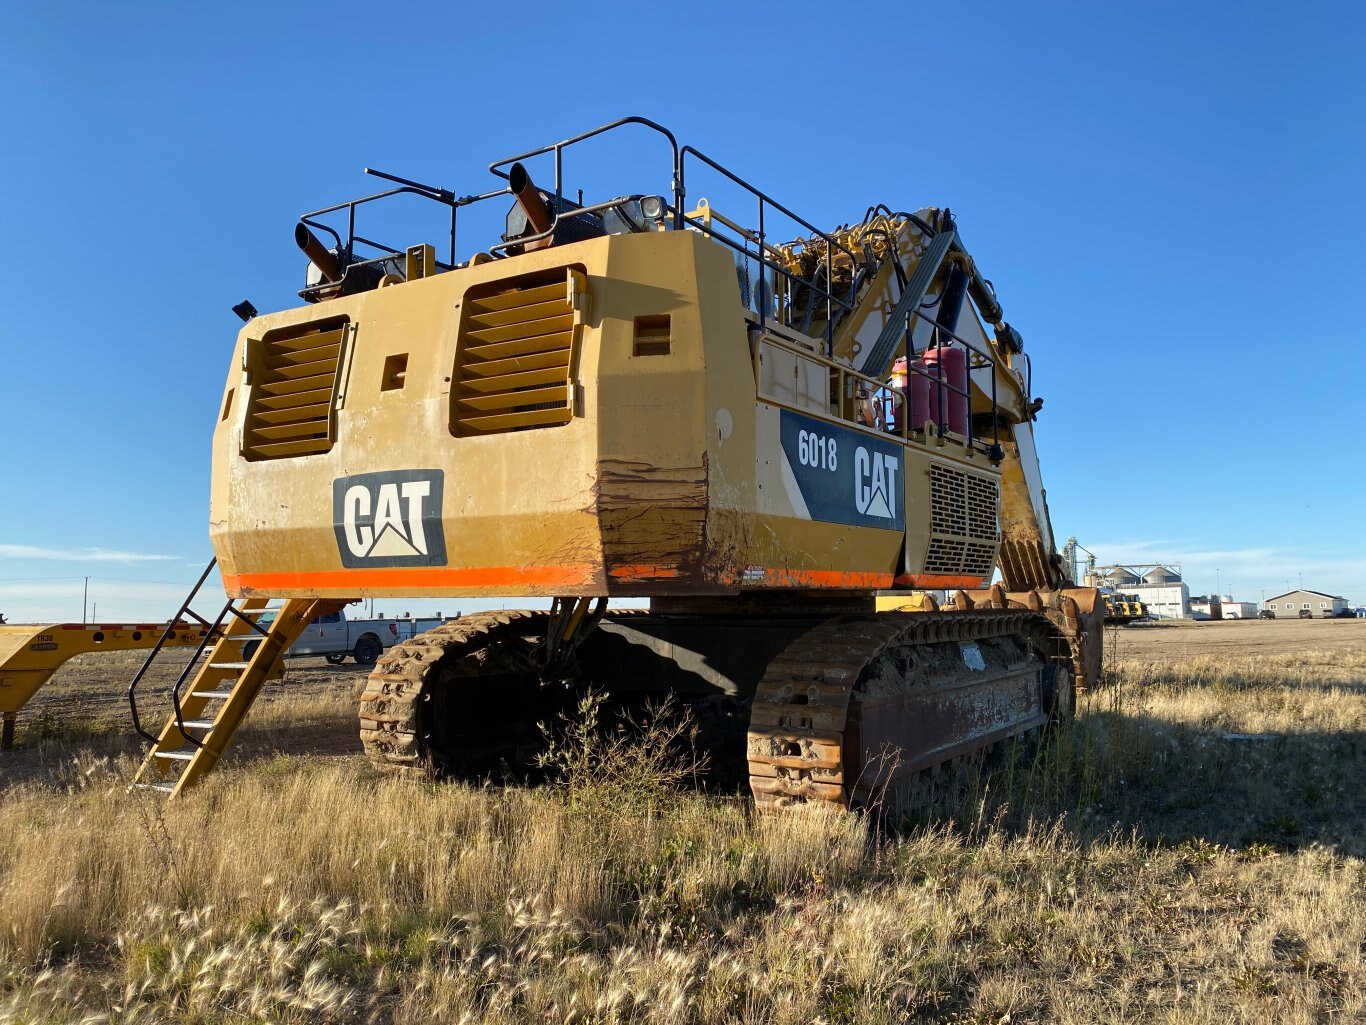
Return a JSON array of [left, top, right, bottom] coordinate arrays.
[[507, 162, 553, 251], [294, 223, 344, 283]]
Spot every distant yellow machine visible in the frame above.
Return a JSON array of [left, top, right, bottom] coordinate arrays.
[[131, 117, 1102, 807], [0, 621, 209, 748], [1102, 593, 1148, 624]]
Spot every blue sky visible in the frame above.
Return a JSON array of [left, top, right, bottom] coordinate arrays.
[[1, 1, 1363, 622]]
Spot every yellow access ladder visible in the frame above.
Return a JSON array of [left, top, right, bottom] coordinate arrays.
[[131, 587, 344, 797]]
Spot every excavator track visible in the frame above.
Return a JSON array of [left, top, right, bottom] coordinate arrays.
[[362, 605, 1075, 816], [748, 609, 1070, 814], [359, 611, 551, 772]]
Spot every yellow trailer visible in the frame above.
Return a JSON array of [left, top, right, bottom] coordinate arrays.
[[0, 621, 210, 748]]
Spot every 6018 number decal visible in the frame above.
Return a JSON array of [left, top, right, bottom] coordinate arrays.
[[796, 429, 838, 471]]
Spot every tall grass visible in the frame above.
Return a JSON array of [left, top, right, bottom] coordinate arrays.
[[0, 643, 1362, 1023]]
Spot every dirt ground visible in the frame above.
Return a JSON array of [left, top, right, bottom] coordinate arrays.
[[1111, 615, 1366, 659], [1, 648, 366, 787], [11, 647, 363, 731], [4, 615, 1361, 1023]]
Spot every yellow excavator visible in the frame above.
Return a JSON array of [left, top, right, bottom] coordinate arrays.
[[130, 117, 1101, 808]]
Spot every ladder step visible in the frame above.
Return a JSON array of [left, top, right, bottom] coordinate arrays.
[[135, 782, 176, 794], [180, 719, 217, 730], [153, 750, 194, 761], [191, 688, 237, 699], [210, 662, 251, 670]]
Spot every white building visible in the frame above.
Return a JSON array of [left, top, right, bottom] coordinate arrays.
[[1083, 564, 1191, 619], [1188, 596, 1220, 619], [1130, 567, 1190, 619], [1219, 598, 1257, 619]]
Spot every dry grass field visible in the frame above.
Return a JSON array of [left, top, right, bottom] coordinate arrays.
[[1, 618, 1362, 1023]]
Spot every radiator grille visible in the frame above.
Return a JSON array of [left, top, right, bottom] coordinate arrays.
[[925, 463, 1001, 578], [242, 318, 347, 460], [451, 268, 583, 436]]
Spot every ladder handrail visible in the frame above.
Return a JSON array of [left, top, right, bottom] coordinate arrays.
[[132, 596, 341, 797], [168, 607, 228, 749], [128, 559, 274, 747], [128, 557, 218, 744]]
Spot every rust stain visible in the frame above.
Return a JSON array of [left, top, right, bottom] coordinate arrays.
[[596, 459, 708, 510], [608, 564, 682, 580], [759, 567, 893, 589], [595, 456, 708, 588]]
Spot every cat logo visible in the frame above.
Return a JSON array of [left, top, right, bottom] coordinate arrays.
[[777, 409, 904, 531], [853, 446, 898, 520], [332, 469, 447, 568]]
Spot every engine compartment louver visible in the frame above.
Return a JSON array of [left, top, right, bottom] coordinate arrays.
[[451, 267, 585, 437], [242, 317, 348, 460], [925, 462, 1000, 578]]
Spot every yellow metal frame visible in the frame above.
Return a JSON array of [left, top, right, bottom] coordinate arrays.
[[0, 622, 211, 747]]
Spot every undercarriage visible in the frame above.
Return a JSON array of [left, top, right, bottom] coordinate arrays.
[[359, 592, 1086, 815]]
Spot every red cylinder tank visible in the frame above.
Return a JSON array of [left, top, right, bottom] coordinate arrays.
[[888, 357, 931, 432], [921, 345, 968, 435], [907, 359, 931, 430]]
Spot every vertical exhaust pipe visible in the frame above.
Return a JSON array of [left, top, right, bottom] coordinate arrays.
[[508, 162, 554, 250], [295, 223, 344, 283]]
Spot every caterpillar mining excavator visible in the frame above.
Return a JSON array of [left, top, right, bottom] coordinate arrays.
[[132, 117, 1101, 808]]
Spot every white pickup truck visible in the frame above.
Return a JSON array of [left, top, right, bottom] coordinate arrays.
[[243, 609, 402, 666]]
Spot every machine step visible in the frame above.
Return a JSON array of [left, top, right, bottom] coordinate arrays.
[[131, 595, 346, 798]]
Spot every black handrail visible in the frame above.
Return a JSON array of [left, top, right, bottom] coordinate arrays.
[[297, 180, 508, 299], [295, 117, 865, 352], [127, 558, 217, 744], [285, 114, 1006, 457], [487, 116, 683, 229], [128, 558, 271, 748], [167, 595, 270, 748], [890, 301, 1003, 456], [678, 145, 859, 353]]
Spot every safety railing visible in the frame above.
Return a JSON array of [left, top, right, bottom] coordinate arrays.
[[297, 172, 510, 302], [288, 117, 1005, 456], [752, 299, 1003, 459], [127, 558, 270, 747], [677, 145, 859, 354], [127, 559, 220, 744], [882, 298, 1002, 457], [294, 118, 861, 353], [487, 116, 684, 227]]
